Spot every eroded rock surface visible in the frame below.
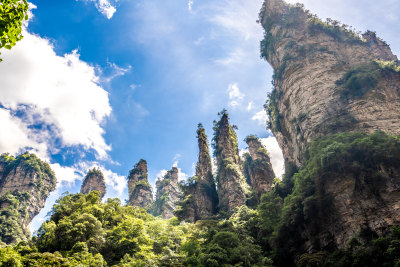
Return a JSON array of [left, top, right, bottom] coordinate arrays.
[[127, 159, 153, 209], [213, 111, 247, 213], [260, 0, 400, 251], [243, 136, 275, 202], [80, 168, 106, 199], [0, 153, 56, 243], [260, 0, 400, 166], [152, 167, 180, 219]]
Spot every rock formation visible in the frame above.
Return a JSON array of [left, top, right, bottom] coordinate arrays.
[[175, 124, 218, 222], [260, 0, 400, 253], [80, 168, 106, 199], [127, 159, 153, 209], [0, 152, 56, 244], [243, 135, 275, 202], [151, 167, 180, 219], [213, 110, 248, 214], [260, 0, 400, 166]]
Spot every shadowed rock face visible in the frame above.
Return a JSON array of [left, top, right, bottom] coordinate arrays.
[[260, 0, 400, 252], [127, 159, 153, 209], [260, 0, 400, 166], [244, 136, 275, 202], [214, 112, 247, 213], [0, 153, 56, 244], [176, 124, 218, 222], [80, 168, 106, 199], [152, 167, 180, 219]]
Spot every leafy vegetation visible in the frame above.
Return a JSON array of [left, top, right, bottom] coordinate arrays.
[[0, 0, 29, 61], [336, 60, 400, 98], [264, 88, 281, 133]]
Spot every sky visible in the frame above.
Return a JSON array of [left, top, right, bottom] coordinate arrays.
[[0, 0, 399, 232]]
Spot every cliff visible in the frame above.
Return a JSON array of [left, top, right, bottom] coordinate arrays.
[[0, 152, 56, 244], [259, 0, 400, 258], [243, 135, 275, 202], [213, 110, 248, 214], [260, 0, 400, 166], [80, 168, 106, 199], [151, 167, 180, 219], [175, 124, 218, 222], [127, 159, 153, 209]]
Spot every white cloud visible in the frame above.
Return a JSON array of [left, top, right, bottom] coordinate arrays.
[[252, 109, 268, 126], [260, 137, 285, 178], [188, 1, 194, 11], [50, 163, 82, 187], [0, 108, 47, 158], [227, 83, 245, 108], [0, 30, 112, 159], [214, 49, 245, 66], [247, 102, 254, 111], [81, 0, 117, 19]]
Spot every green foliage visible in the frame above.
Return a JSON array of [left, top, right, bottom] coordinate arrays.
[[0, 246, 23, 266], [264, 88, 281, 132], [0, 192, 30, 244], [307, 16, 362, 43], [263, 131, 400, 265], [337, 60, 400, 99], [0, 0, 29, 61], [298, 227, 400, 267]]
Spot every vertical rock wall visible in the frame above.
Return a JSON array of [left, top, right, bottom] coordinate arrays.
[[80, 168, 106, 199], [127, 159, 153, 209], [243, 136, 275, 202], [152, 167, 180, 219], [213, 111, 247, 213], [0, 153, 56, 244]]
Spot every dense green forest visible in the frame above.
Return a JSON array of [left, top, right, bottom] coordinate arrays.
[[1, 132, 400, 266]]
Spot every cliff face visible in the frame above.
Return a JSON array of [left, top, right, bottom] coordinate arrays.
[[0, 153, 56, 244], [127, 159, 153, 209], [260, 0, 400, 252], [80, 168, 106, 199], [213, 111, 247, 213], [260, 0, 400, 166], [152, 167, 180, 219], [243, 136, 275, 202], [175, 124, 218, 222]]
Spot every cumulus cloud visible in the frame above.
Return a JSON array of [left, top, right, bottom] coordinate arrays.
[[81, 0, 117, 19], [260, 137, 285, 178], [227, 83, 245, 108], [0, 30, 112, 159], [252, 109, 268, 126]]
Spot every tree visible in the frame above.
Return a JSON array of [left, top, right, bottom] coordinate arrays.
[[0, 0, 29, 61]]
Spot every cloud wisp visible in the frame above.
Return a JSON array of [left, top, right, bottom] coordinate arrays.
[[80, 0, 117, 19]]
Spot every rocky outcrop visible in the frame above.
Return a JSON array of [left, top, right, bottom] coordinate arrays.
[[175, 124, 218, 222], [243, 136, 275, 202], [151, 167, 180, 219], [213, 110, 248, 214], [127, 159, 153, 209], [260, 0, 400, 166], [80, 168, 106, 199], [0, 152, 56, 244], [260, 0, 400, 253]]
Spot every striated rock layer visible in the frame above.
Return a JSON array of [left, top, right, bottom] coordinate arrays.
[[152, 167, 180, 219], [176, 124, 218, 222], [260, 0, 400, 166], [127, 159, 153, 209], [0, 153, 56, 244], [260, 0, 400, 251], [213, 111, 247, 214], [243, 136, 275, 202], [80, 168, 106, 199]]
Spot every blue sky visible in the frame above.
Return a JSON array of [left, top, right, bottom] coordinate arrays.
[[0, 0, 399, 232]]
